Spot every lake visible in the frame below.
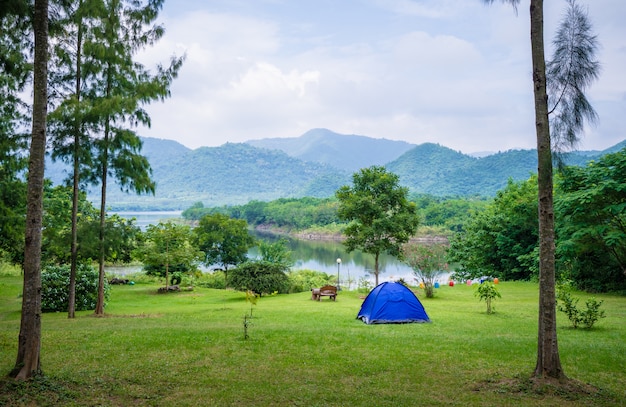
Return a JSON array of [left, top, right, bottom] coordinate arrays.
[[112, 211, 450, 287]]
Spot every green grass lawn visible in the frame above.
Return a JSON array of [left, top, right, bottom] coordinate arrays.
[[1, 274, 625, 406]]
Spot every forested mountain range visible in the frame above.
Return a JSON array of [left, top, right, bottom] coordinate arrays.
[[45, 129, 625, 210]]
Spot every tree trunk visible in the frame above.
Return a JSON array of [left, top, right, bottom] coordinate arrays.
[[95, 136, 108, 315], [11, 0, 48, 380], [68, 13, 84, 319], [374, 252, 380, 286], [529, 0, 565, 380]]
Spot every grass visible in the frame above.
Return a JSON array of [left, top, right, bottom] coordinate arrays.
[[0, 273, 625, 406]]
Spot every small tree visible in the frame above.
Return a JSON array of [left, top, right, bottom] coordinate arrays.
[[135, 221, 202, 291], [336, 166, 419, 286], [475, 281, 501, 314], [402, 243, 448, 298]]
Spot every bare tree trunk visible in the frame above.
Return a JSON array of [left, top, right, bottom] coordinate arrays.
[[374, 252, 380, 286], [529, 0, 565, 380], [95, 142, 107, 315], [68, 12, 84, 319], [11, 0, 48, 380]]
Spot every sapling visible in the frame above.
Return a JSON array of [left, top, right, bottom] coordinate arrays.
[[475, 281, 501, 314]]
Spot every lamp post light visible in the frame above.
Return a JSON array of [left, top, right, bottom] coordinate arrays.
[[336, 258, 341, 291]]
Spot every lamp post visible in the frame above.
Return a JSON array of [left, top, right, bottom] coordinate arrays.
[[336, 258, 341, 290]]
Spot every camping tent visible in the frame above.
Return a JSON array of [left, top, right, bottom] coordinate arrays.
[[357, 282, 430, 324]]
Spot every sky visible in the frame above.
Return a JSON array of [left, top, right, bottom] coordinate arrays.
[[136, 0, 626, 154]]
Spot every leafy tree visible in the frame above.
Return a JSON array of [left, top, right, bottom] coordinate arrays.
[[11, 0, 48, 380], [193, 213, 256, 281], [85, 0, 183, 314], [556, 149, 626, 292], [258, 238, 294, 268], [336, 166, 419, 285], [484, 0, 599, 380], [448, 177, 538, 281], [0, 1, 30, 266], [402, 243, 448, 298], [135, 221, 202, 291], [228, 261, 289, 296]]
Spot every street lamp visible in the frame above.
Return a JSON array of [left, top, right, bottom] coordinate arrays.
[[336, 258, 342, 291]]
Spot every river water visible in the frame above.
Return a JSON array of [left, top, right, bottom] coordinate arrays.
[[111, 211, 450, 287]]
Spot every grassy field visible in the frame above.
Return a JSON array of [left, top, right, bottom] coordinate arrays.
[[0, 272, 625, 406]]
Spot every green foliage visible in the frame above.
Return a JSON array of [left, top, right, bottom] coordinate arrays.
[[195, 271, 226, 289], [402, 243, 448, 298], [41, 263, 110, 312], [336, 166, 419, 284], [258, 238, 294, 268], [134, 221, 202, 285], [475, 281, 501, 314], [193, 213, 255, 271], [556, 148, 626, 292], [448, 176, 539, 282], [227, 261, 289, 296], [557, 286, 606, 329], [285, 269, 334, 293]]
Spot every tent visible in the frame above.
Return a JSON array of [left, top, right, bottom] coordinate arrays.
[[357, 282, 430, 324]]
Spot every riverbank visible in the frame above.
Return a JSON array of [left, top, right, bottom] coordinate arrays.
[[255, 224, 449, 244]]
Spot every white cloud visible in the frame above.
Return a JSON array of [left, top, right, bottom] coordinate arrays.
[[137, 0, 626, 153]]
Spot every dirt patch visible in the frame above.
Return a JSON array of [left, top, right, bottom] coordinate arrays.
[[473, 375, 618, 405]]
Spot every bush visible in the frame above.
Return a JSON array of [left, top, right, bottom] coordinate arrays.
[[228, 261, 289, 296], [286, 269, 334, 293], [196, 271, 226, 289], [557, 288, 606, 329], [42, 264, 110, 312]]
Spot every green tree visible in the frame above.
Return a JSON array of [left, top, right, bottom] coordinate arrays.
[[556, 149, 626, 292], [258, 238, 294, 268], [484, 0, 599, 380], [135, 221, 202, 291], [11, 0, 48, 380], [402, 243, 448, 298], [336, 166, 419, 286], [228, 261, 289, 296], [193, 213, 256, 281], [85, 0, 182, 315], [0, 1, 30, 266], [448, 177, 538, 282], [475, 281, 501, 314]]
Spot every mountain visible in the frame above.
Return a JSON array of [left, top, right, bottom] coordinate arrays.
[[92, 140, 350, 210], [44, 130, 625, 210], [246, 128, 415, 172]]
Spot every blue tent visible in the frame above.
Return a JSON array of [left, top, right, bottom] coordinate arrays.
[[357, 282, 430, 324]]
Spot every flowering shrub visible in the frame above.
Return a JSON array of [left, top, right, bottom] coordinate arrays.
[[41, 264, 110, 312]]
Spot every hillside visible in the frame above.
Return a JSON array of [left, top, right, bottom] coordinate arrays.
[[44, 130, 625, 210], [246, 128, 415, 172]]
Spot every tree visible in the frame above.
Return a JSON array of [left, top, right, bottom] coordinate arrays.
[[336, 166, 419, 285], [483, 0, 599, 380], [0, 1, 30, 266], [556, 149, 626, 292], [135, 221, 202, 291], [402, 243, 448, 298], [193, 213, 256, 281], [11, 0, 48, 380], [448, 177, 539, 282], [258, 238, 294, 268]]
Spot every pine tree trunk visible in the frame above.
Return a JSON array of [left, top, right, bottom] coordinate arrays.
[[11, 0, 48, 380], [529, 0, 565, 380]]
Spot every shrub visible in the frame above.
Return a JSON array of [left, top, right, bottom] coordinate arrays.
[[196, 271, 226, 289], [228, 261, 289, 296], [286, 269, 333, 293], [42, 264, 110, 312], [557, 288, 606, 329]]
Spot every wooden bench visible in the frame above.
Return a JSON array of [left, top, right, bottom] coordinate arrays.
[[314, 285, 337, 301]]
